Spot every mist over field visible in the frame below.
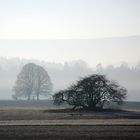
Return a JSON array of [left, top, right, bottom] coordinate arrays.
[[0, 1, 140, 140], [0, 0, 140, 102], [0, 36, 140, 101]]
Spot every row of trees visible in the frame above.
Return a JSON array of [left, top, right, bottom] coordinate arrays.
[[13, 63, 53, 100], [13, 63, 126, 110]]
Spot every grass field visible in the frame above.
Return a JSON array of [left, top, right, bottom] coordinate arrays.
[[0, 100, 139, 110], [0, 108, 140, 120], [0, 109, 139, 139], [0, 101, 139, 140]]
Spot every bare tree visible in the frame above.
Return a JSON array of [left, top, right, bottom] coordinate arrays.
[[13, 63, 53, 100], [33, 65, 53, 100], [53, 74, 126, 110]]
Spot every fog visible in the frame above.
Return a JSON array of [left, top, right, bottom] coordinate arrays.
[[0, 57, 140, 101], [1, 0, 140, 40], [0, 36, 140, 100], [0, 36, 140, 67]]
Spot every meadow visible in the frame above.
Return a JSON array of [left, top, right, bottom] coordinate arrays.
[[0, 100, 139, 140]]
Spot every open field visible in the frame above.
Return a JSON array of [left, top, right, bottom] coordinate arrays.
[[0, 125, 140, 140], [0, 108, 140, 120], [0, 100, 140, 110], [0, 109, 139, 140], [0, 101, 139, 139], [0, 119, 140, 125]]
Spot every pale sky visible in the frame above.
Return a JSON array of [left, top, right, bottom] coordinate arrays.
[[0, 0, 140, 101], [0, 37, 140, 67], [0, 0, 140, 67], [0, 0, 140, 39]]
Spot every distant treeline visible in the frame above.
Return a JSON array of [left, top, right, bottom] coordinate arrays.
[[0, 57, 140, 100]]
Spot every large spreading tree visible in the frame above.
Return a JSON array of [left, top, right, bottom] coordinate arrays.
[[13, 63, 53, 100], [53, 74, 126, 110]]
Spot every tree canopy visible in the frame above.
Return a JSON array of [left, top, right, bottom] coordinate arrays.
[[53, 74, 126, 110], [13, 63, 53, 100]]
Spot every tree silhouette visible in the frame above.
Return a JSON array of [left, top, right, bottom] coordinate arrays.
[[13, 63, 53, 100], [34, 65, 53, 100], [53, 74, 126, 110]]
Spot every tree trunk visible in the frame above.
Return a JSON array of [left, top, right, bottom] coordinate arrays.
[[72, 105, 76, 110], [37, 93, 39, 101], [28, 95, 30, 101]]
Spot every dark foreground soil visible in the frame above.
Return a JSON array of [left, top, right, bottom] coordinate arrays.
[[0, 109, 139, 139], [0, 125, 140, 140]]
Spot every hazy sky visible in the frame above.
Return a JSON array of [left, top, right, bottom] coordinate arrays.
[[0, 0, 140, 100], [0, 0, 140, 66], [0, 0, 140, 39], [0, 37, 140, 67]]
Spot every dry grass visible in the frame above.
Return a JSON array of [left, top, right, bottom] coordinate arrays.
[[0, 119, 140, 126], [0, 109, 140, 139]]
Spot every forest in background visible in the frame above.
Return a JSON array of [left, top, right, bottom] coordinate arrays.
[[0, 57, 140, 101]]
